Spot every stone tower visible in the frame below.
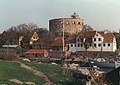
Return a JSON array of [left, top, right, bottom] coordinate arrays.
[[49, 13, 84, 34]]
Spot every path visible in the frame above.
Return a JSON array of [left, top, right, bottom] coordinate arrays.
[[18, 62, 51, 85]]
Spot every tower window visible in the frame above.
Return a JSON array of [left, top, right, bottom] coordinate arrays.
[[73, 22, 76, 24], [66, 22, 69, 24], [78, 22, 80, 25]]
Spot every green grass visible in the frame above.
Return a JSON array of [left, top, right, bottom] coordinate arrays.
[[21, 61, 74, 85], [0, 61, 45, 85]]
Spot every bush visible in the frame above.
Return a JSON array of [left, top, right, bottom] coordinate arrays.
[[0, 53, 19, 61]]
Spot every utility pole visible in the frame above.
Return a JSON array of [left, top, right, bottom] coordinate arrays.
[[62, 11, 65, 52]]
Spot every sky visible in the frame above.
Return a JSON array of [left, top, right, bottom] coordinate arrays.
[[0, 0, 120, 33]]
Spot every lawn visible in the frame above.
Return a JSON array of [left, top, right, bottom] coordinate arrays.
[[21, 61, 74, 85], [0, 61, 45, 85]]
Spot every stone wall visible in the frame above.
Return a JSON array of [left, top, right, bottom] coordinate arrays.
[[49, 13, 84, 34]]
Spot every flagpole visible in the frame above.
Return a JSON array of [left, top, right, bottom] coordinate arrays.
[[62, 10, 65, 52]]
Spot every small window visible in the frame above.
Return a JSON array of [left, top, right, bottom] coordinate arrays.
[[71, 44, 73, 47], [94, 38, 96, 41], [98, 38, 101, 41], [94, 44, 96, 47], [81, 38, 83, 42], [77, 39, 80, 42], [73, 22, 76, 24], [103, 43, 105, 47], [66, 22, 69, 24], [78, 44, 80, 47], [78, 22, 80, 25], [98, 44, 101, 47], [89, 43, 92, 47], [74, 44, 76, 47], [108, 43, 110, 46], [81, 44, 83, 47]]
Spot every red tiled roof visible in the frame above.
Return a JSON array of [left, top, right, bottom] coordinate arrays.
[[25, 49, 48, 54], [82, 31, 96, 38], [50, 37, 63, 46], [80, 31, 96, 43], [79, 31, 115, 43], [99, 32, 114, 43]]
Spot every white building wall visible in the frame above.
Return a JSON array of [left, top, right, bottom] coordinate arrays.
[[102, 43, 113, 51], [113, 38, 117, 52], [76, 43, 85, 51], [87, 33, 103, 51], [68, 43, 77, 53], [68, 32, 117, 52]]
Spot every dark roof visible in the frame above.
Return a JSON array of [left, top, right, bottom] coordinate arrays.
[[65, 35, 76, 43], [50, 37, 63, 46], [80, 31, 96, 43]]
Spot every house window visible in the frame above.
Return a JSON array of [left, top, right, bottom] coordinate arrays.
[[81, 38, 83, 42], [78, 44, 80, 47], [98, 44, 101, 47], [108, 43, 110, 46], [96, 34, 98, 36], [94, 38, 96, 41], [94, 44, 96, 47], [77, 39, 80, 42], [74, 44, 76, 47], [98, 38, 101, 41], [71, 44, 73, 47], [89, 43, 92, 47], [81, 44, 83, 47], [103, 43, 105, 47]]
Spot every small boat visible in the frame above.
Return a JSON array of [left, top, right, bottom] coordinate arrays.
[[81, 60, 115, 69], [93, 60, 115, 69]]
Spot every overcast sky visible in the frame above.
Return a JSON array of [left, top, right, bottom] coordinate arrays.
[[0, 0, 120, 33]]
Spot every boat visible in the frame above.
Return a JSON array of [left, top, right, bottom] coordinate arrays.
[[81, 60, 115, 69]]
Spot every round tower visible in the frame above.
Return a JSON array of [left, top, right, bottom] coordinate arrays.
[[49, 13, 84, 34]]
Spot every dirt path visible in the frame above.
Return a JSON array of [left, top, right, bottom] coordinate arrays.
[[18, 62, 51, 85]]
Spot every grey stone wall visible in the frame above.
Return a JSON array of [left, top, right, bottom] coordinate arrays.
[[49, 18, 84, 34]]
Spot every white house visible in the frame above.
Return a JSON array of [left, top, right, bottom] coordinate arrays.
[[68, 31, 117, 52]]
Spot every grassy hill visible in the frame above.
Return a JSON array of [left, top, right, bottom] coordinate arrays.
[[0, 61, 45, 85], [0, 61, 74, 85], [21, 61, 74, 85]]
